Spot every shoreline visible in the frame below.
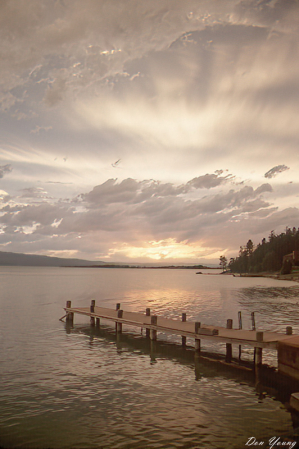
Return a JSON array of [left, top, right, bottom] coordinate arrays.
[[230, 272, 299, 283]]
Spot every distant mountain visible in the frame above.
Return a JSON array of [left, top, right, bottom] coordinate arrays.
[[0, 250, 106, 267]]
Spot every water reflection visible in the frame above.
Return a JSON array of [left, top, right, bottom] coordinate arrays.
[[237, 286, 299, 333], [61, 322, 299, 448], [2, 267, 299, 449], [65, 322, 299, 399]]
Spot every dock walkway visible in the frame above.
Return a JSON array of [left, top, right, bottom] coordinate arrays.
[[63, 301, 298, 367]]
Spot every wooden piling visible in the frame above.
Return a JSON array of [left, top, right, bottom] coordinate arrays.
[[116, 309, 123, 333], [251, 312, 256, 331], [150, 315, 157, 340], [195, 322, 201, 352], [66, 301, 74, 324], [90, 300, 95, 326], [62, 303, 298, 376], [116, 303, 120, 311], [96, 318, 100, 327], [238, 311, 242, 360], [226, 319, 233, 362], [255, 331, 263, 365], [182, 313, 187, 347], [146, 308, 151, 338]]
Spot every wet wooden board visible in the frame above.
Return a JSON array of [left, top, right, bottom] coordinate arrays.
[[65, 305, 296, 350]]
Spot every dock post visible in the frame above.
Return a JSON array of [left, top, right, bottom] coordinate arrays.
[[195, 322, 201, 352], [66, 300, 74, 324], [150, 315, 157, 341], [286, 326, 293, 335], [182, 313, 187, 347], [116, 309, 123, 333], [90, 300, 95, 326], [251, 312, 256, 330], [116, 303, 121, 311], [226, 319, 233, 363], [145, 308, 151, 338], [238, 311, 242, 360], [96, 318, 100, 328], [255, 332, 263, 366]]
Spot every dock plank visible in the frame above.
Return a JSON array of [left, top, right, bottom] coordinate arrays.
[[65, 305, 294, 350]]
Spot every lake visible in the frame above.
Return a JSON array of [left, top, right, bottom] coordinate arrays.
[[1, 266, 299, 449]]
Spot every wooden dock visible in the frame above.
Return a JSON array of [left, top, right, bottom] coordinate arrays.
[[62, 300, 298, 368]]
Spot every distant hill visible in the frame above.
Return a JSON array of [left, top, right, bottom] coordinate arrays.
[[0, 250, 106, 267]]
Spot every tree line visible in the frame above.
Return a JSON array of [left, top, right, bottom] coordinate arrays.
[[220, 227, 299, 274]]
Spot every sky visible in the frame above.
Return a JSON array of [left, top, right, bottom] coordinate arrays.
[[0, 0, 299, 264]]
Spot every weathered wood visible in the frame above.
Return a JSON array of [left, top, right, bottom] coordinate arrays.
[[195, 321, 201, 352], [238, 311, 242, 330], [116, 309, 123, 333], [146, 308, 151, 338], [290, 393, 299, 412], [66, 301, 74, 324], [62, 305, 295, 350], [197, 328, 218, 336], [238, 311, 242, 360], [255, 332, 263, 365], [255, 348, 263, 365], [90, 300, 95, 326], [256, 331, 263, 342], [226, 319, 233, 363], [182, 313, 187, 347], [278, 340, 299, 380], [150, 315, 157, 340]]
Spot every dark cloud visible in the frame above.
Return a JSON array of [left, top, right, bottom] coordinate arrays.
[[187, 173, 235, 189], [264, 165, 290, 178], [255, 183, 273, 195], [83, 172, 236, 207], [0, 164, 12, 178]]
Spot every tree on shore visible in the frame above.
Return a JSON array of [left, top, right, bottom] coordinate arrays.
[[219, 255, 228, 272], [229, 227, 299, 273]]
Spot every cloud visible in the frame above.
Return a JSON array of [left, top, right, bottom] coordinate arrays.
[[187, 172, 235, 189], [264, 165, 290, 178], [44, 77, 67, 107], [0, 164, 12, 178], [30, 125, 52, 134], [19, 187, 49, 199], [0, 170, 298, 262], [1, 1, 299, 261]]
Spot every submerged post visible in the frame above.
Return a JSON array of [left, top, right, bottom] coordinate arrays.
[[195, 322, 201, 352], [90, 300, 95, 326], [255, 332, 263, 366], [116, 309, 123, 333], [66, 300, 74, 324], [182, 313, 187, 347], [150, 315, 157, 341], [226, 319, 233, 363], [146, 308, 151, 338]]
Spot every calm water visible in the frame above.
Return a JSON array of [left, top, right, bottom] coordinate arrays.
[[1, 267, 299, 449]]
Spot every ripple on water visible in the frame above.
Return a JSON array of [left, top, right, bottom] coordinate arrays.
[[0, 268, 298, 448]]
